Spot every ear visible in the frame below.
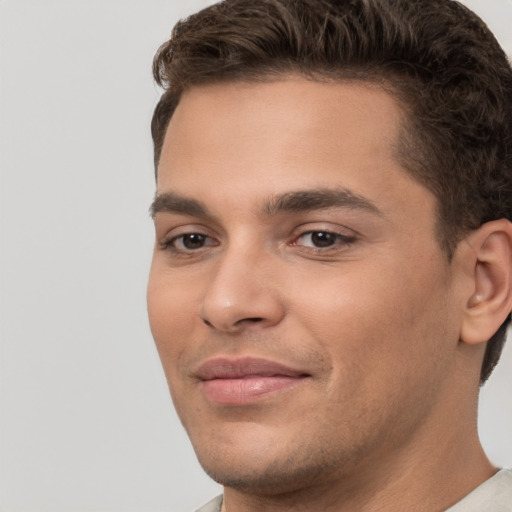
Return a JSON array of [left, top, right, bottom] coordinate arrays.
[[459, 219, 512, 345]]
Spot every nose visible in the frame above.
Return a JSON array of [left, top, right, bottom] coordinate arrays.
[[200, 246, 285, 333]]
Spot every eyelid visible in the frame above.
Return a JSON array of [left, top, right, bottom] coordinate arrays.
[[157, 224, 220, 251], [176, 233, 217, 248], [289, 224, 358, 252], [156, 220, 212, 237], [290, 221, 357, 238]]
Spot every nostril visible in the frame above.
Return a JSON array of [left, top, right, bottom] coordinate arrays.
[[240, 317, 264, 324], [201, 317, 262, 329]]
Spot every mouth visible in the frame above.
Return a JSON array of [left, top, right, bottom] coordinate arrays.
[[194, 357, 310, 405]]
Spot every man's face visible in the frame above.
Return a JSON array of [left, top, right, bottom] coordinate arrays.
[[147, 79, 464, 493]]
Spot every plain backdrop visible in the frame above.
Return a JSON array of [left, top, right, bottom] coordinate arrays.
[[1, 1, 511, 511]]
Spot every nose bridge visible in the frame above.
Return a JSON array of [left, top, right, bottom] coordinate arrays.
[[200, 238, 283, 332]]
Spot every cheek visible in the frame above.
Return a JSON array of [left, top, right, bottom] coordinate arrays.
[[147, 270, 204, 420], [146, 266, 199, 365], [289, 256, 455, 389]]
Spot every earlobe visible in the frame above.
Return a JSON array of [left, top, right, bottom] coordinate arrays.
[[460, 219, 512, 345]]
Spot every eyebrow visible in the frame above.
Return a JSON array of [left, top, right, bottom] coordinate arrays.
[[150, 188, 382, 219], [150, 192, 209, 218], [263, 188, 381, 216]]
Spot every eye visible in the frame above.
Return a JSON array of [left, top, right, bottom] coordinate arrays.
[[165, 233, 218, 252], [294, 230, 355, 249]]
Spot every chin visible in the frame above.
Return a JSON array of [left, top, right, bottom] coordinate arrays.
[[199, 453, 338, 496], [191, 426, 356, 497]]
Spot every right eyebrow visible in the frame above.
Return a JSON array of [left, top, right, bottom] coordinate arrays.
[[150, 192, 209, 219]]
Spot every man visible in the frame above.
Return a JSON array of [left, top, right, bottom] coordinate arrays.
[[146, 0, 512, 510]]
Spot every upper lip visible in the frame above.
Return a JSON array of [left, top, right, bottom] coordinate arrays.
[[194, 357, 309, 381]]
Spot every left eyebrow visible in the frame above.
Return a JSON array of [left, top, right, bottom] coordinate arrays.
[[263, 188, 382, 217]]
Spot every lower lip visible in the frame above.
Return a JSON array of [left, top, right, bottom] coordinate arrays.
[[201, 376, 304, 405]]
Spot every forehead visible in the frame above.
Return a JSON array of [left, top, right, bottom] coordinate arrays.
[[159, 78, 404, 175], [156, 78, 432, 222]]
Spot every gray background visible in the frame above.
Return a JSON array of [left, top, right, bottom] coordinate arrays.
[[1, 1, 511, 511]]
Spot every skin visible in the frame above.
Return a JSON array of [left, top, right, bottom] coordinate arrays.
[[147, 78, 498, 511]]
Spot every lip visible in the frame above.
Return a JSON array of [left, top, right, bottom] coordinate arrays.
[[195, 357, 310, 405]]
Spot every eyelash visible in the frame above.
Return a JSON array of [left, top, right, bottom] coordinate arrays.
[[160, 229, 356, 255], [291, 230, 356, 251], [160, 233, 218, 253]]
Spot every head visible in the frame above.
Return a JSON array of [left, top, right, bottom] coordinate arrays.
[[147, 0, 512, 502], [151, 0, 512, 385]]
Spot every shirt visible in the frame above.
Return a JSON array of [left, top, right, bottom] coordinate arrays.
[[446, 469, 512, 511]]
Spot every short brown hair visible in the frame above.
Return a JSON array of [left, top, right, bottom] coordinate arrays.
[[151, 0, 512, 383]]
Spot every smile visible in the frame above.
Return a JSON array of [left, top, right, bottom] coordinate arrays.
[[195, 357, 310, 405]]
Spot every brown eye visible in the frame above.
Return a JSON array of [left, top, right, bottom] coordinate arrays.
[[309, 232, 337, 247], [294, 230, 356, 250], [180, 233, 207, 250], [164, 232, 220, 253]]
